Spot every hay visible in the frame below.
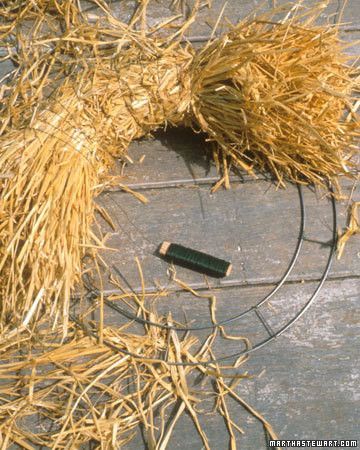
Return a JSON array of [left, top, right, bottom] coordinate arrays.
[[0, 46, 193, 332], [337, 201, 360, 259], [0, 283, 279, 449], [0, 0, 358, 332], [190, 15, 359, 186], [0, 2, 357, 448]]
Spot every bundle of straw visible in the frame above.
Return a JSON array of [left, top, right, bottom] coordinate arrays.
[[0, 46, 193, 332], [0, 1, 358, 333], [190, 17, 359, 184]]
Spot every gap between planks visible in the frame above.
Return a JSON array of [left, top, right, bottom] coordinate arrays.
[[73, 274, 360, 299], [102, 174, 267, 192]]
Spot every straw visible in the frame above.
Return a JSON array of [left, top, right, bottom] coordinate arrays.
[[0, 0, 359, 334], [0, 281, 278, 449], [337, 201, 360, 259], [0, 0, 358, 350], [0, 4, 357, 448]]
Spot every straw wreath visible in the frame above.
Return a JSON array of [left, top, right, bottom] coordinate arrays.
[[0, 0, 358, 334], [0, 1, 358, 448]]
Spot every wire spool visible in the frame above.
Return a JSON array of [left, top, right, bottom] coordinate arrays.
[[78, 183, 338, 367], [159, 241, 232, 278]]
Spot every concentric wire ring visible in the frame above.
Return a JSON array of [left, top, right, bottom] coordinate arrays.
[[73, 184, 337, 367]]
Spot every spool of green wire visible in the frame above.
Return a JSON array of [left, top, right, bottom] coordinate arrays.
[[159, 242, 232, 278]]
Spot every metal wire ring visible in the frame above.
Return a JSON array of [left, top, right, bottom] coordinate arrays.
[[73, 184, 337, 367]]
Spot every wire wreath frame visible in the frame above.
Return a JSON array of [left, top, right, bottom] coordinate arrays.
[[74, 182, 337, 367]]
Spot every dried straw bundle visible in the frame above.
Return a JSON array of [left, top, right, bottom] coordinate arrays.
[[0, 1, 358, 332], [0, 46, 193, 331], [190, 17, 359, 185]]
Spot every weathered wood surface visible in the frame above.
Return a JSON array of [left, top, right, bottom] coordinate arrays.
[[93, 122, 359, 449], [85, 0, 360, 32], [0, 1, 359, 449], [94, 133, 359, 295], [117, 278, 359, 449], [92, 2, 359, 448]]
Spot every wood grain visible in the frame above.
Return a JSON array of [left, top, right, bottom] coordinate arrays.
[[93, 173, 359, 294], [0, 2, 359, 449], [104, 0, 360, 34], [109, 278, 359, 450]]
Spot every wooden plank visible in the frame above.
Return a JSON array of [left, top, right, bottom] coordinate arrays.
[[0, 3, 358, 450], [179, 0, 360, 34], [92, 177, 359, 294], [81, 1, 360, 34], [0, 60, 15, 81], [238, 278, 360, 448], [341, 30, 360, 58], [107, 277, 359, 449], [105, 0, 360, 33], [118, 127, 223, 187]]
